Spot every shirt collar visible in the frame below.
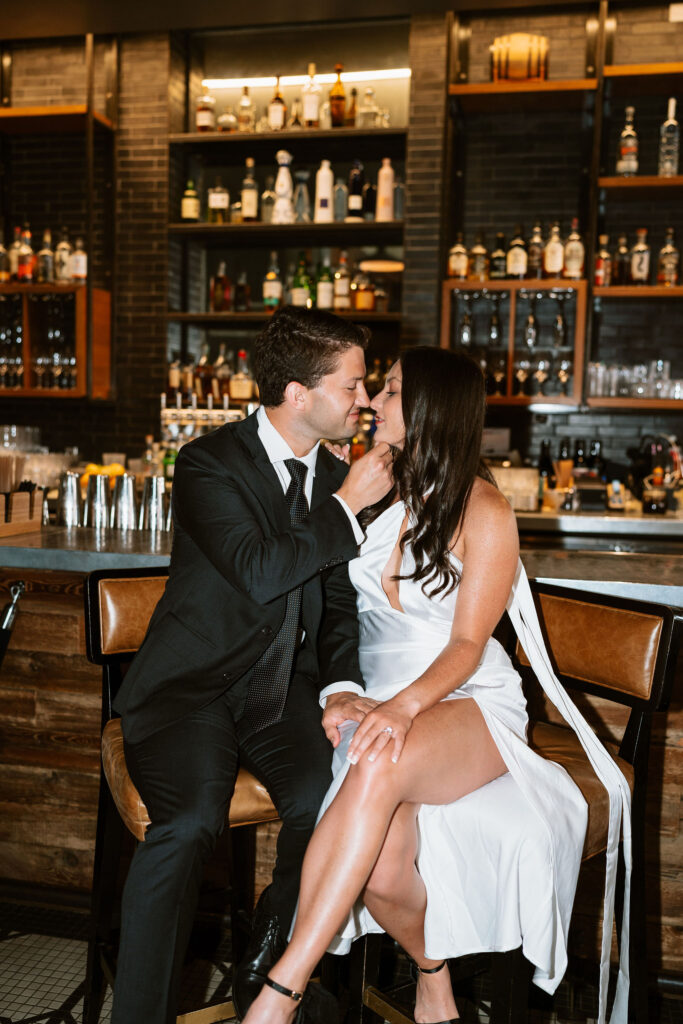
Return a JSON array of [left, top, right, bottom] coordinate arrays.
[[256, 405, 319, 476]]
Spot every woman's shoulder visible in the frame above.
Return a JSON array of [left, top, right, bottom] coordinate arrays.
[[468, 476, 516, 526]]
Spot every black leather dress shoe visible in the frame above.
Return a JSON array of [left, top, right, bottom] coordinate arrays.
[[232, 886, 287, 1021]]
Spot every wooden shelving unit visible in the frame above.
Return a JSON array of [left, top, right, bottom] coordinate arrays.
[[603, 61, 683, 94], [0, 105, 114, 134], [448, 79, 596, 113], [168, 221, 404, 243], [169, 127, 406, 147], [598, 175, 683, 194], [594, 286, 683, 298], [586, 397, 682, 410]]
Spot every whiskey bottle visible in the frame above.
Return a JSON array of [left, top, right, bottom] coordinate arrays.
[[354, 272, 376, 311], [616, 106, 638, 176], [234, 270, 251, 311], [447, 233, 468, 280], [302, 63, 321, 128], [196, 84, 216, 132], [37, 229, 54, 283], [346, 159, 364, 221], [506, 225, 527, 279], [207, 177, 230, 224], [657, 227, 679, 286], [362, 181, 376, 221], [194, 343, 214, 403], [213, 343, 232, 398], [268, 76, 287, 131], [291, 253, 312, 307], [8, 226, 22, 280], [333, 250, 352, 310], [238, 86, 255, 132], [260, 176, 276, 224], [229, 348, 255, 400], [613, 235, 631, 285], [70, 237, 88, 283], [55, 228, 72, 282], [563, 218, 584, 280], [241, 158, 259, 222], [210, 261, 231, 311], [316, 258, 334, 310], [658, 98, 680, 177], [329, 63, 346, 127], [467, 233, 489, 282], [489, 233, 506, 279], [17, 227, 34, 282], [527, 222, 544, 279], [263, 251, 283, 310], [181, 180, 200, 221], [345, 87, 358, 127], [630, 228, 650, 284], [543, 222, 564, 279], [593, 234, 612, 287]]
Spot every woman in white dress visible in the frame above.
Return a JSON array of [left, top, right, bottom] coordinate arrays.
[[243, 347, 630, 1024]]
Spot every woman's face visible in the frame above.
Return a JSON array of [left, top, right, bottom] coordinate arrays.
[[371, 360, 405, 448]]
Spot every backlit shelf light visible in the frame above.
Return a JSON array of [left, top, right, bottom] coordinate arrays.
[[203, 68, 411, 90]]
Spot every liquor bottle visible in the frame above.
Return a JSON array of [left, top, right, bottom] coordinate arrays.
[[229, 348, 255, 400], [207, 176, 230, 224], [489, 233, 506, 279], [506, 225, 527, 279], [17, 227, 34, 282], [70, 237, 88, 283], [260, 176, 276, 224], [181, 180, 200, 221], [563, 218, 584, 280], [329, 63, 346, 127], [287, 100, 303, 129], [234, 270, 251, 311], [293, 170, 312, 223], [345, 88, 357, 127], [354, 272, 376, 311], [613, 234, 630, 285], [8, 226, 22, 280], [362, 181, 376, 221], [467, 233, 489, 281], [210, 261, 231, 311], [357, 87, 379, 129], [658, 98, 680, 177], [268, 76, 287, 131], [263, 251, 283, 309], [213, 343, 232, 397], [447, 233, 468, 279], [180, 359, 195, 404], [217, 108, 238, 133], [163, 443, 178, 481], [333, 178, 348, 221], [36, 229, 54, 283], [543, 222, 564, 279], [538, 439, 557, 496], [241, 158, 259, 222], [196, 84, 216, 132], [302, 63, 321, 128], [593, 234, 612, 287], [375, 158, 395, 222], [55, 228, 72, 282], [238, 86, 255, 132], [314, 159, 334, 223], [346, 159, 364, 221], [630, 228, 650, 284], [272, 149, 295, 224], [333, 250, 352, 310], [316, 258, 334, 310], [527, 222, 544, 279], [194, 343, 214, 403], [616, 106, 638, 176], [291, 253, 311, 307], [0, 233, 8, 283], [657, 227, 679, 286]]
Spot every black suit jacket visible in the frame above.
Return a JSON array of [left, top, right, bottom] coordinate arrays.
[[114, 413, 364, 744]]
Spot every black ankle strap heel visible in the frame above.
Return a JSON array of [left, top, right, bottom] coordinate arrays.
[[411, 959, 458, 1024], [262, 976, 304, 1003]]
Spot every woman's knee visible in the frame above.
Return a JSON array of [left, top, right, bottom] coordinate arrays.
[[347, 751, 403, 804]]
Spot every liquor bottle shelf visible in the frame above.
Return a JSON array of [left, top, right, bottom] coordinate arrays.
[[0, 283, 88, 294], [598, 175, 683, 194], [442, 278, 583, 292], [0, 387, 88, 399], [585, 397, 682, 410], [0, 105, 114, 134], [486, 395, 580, 407], [448, 79, 596, 113], [166, 311, 402, 324], [168, 221, 404, 244], [169, 127, 407, 146], [593, 286, 683, 298], [603, 62, 683, 95]]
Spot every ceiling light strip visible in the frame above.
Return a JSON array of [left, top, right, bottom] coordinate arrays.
[[203, 68, 411, 90]]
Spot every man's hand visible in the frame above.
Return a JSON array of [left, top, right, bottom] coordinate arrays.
[[335, 443, 394, 515], [322, 691, 380, 748]]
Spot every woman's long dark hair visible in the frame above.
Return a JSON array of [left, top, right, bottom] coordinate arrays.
[[360, 347, 495, 598]]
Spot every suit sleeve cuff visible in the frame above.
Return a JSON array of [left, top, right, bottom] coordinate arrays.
[[319, 681, 365, 709], [331, 494, 365, 545]]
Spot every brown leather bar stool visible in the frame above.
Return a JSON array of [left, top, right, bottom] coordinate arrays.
[[82, 566, 279, 1024], [353, 581, 682, 1024]]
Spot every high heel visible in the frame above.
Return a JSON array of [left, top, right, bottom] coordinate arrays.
[[246, 975, 304, 1023], [412, 959, 459, 1024]]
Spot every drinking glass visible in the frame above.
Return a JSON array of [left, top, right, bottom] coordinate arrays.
[[84, 474, 111, 529], [532, 355, 551, 396], [556, 356, 573, 396], [456, 297, 473, 349], [490, 354, 508, 396], [514, 356, 531, 395]]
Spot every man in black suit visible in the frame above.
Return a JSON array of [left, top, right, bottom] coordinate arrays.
[[111, 307, 394, 1024]]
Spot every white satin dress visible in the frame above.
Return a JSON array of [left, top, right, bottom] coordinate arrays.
[[316, 500, 631, 1024]]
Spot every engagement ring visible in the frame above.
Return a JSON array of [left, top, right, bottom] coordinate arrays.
[[382, 726, 393, 734]]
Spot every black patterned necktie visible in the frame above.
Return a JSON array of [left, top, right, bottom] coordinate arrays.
[[241, 458, 309, 734]]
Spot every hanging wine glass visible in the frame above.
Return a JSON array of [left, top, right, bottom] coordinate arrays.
[[523, 294, 538, 352], [456, 295, 473, 349], [556, 355, 573, 396], [491, 354, 507, 395], [514, 355, 531, 395], [533, 355, 551, 396], [552, 294, 567, 350]]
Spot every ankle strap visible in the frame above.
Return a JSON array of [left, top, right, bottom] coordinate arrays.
[[263, 976, 304, 1002], [416, 959, 448, 975]]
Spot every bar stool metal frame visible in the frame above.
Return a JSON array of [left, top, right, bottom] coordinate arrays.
[[350, 581, 682, 1024], [82, 565, 279, 1024]]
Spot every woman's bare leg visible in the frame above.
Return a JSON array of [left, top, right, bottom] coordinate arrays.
[[243, 698, 505, 1024]]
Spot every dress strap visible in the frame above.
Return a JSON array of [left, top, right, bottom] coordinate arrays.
[[506, 561, 631, 1024]]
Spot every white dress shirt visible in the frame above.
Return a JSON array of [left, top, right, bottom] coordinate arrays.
[[256, 406, 365, 706]]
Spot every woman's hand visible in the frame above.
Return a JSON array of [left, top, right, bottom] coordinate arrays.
[[346, 695, 419, 765], [324, 441, 351, 465]]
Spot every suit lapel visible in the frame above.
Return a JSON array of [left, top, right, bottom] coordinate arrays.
[[312, 445, 345, 510], [232, 413, 289, 529]]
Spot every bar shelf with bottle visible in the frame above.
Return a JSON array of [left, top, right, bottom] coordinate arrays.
[[586, 397, 683, 410], [169, 127, 406, 149], [598, 175, 683, 193], [447, 79, 597, 113], [603, 62, 683, 94], [168, 221, 403, 242], [593, 285, 683, 298]]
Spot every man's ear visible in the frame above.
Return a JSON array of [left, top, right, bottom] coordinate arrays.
[[283, 379, 307, 410]]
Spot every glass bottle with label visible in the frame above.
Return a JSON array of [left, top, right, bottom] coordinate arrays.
[[166, 357, 181, 404], [314, 159, 334, 223], [613, 234, 631, 284], [345, 88, 357, 127], [196, 85, 216, 132], [334, 178, 348, 221], [506, 225, 527, 279], [563, 218, 585, 280], [489, 233, 506, 279], [346, 160, 364, 221], [333, 251, 352, 310], [213, 344, 232, 398], [302, 63, 321, 128], [37, 229, 54, 283], [207, 177, 230, 224], [354, 272, 376, 311], [291, 254, 312, 307], [375, 158, 395, 222], [70, 238, 88, 283], [181, 180, 200, 221], [233, 271, 251, 312], [329, 64, 346, 127], [230, 349, 255, 400], [316, 258, 334, 310], [467, 233, 489, 281], [241, 158, 259, 222], [238, 86, 255, 132], [447, 233, 468, 280], [616, 106, 638, 176], [527, 222, 544, 279], [357, 87, 379, 129], [217, 107, 238, 133], [263, 251, 283, 310], [55, 228, 72, 282], [17, 227, 34, 282], [630, 228, 650, 284], [194, 343, 214, 403], [658, 97, 680, 177], [543, 222, 564, 279], [268, 76, 287, 131], [8, 226, 22, 280], [657, 227, 679, 286], [210, 261, 231, 311], [260, 176, 276, 224], [593, 234, 612, 287], [0, 234, 8, 283], [362, 181, 376, 221]]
